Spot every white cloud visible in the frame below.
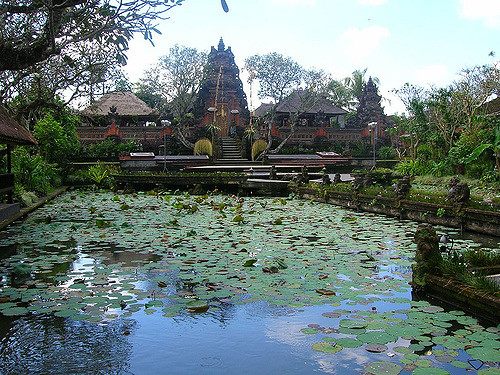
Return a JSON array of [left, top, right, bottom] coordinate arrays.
[[459, 0, 500, 28], [340, 26, 390, 62], [358, 0, 387, 6], [414, 63, 453, 87]]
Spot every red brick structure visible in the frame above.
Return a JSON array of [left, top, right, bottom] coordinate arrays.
[[194, 38, 249, 136], [77, 91, 170, 151]]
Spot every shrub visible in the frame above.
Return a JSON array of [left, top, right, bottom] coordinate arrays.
[[395, 159, 430, 176], [88, 161, 116, 188], [377, 146, 397, 160], [34, 113, 80, 167], [194, 138, 213, 156], [252, 140, 267, 161], [12, 147, 61, 194]]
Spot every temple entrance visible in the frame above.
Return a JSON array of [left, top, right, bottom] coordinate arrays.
[[216, 103, 229, 137]]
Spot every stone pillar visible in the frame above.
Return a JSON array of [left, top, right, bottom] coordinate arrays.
[[412, 224, 442, 291]]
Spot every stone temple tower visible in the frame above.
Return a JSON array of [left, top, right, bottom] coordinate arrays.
[[195, 38, 249, 136], [356, 77, 385, 128]]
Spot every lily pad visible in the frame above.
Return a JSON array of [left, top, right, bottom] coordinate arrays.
[[412, 368, 450, 375], [311, 342, 342, 354], [365, 361, 402, 375]]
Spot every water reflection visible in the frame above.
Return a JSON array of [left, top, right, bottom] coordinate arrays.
[[0, 314, 136, 375]]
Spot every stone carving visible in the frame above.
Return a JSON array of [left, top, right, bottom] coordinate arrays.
[[333, 173, 341, 184], [447, 179, 470, 203], [395, 177, 411, 198], [412, 224, 442, 290], [269, 165, 277, 180]]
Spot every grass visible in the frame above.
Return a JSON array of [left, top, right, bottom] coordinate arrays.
[[441, 249, 500, 297]]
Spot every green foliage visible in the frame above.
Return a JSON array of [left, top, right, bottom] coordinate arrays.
[[88, 162, 115, 187], [12, 147, 60, 194], [377, 146, 397, 160], [244, 52, 304, 103], [34, 113, 80, 167], [463, 249, 500, 268], [85, 139, 140, 158], [194, 138, 213, 156], [395, 159, 431, 176], [252, 140, 268, 161], [441, 250, 500, 297], [350, 141, 370, 157], [13, 187, 38, 207]]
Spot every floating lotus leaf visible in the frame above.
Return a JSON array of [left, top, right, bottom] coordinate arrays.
[[311, 342, 342, 354], [186, 300, 209, 313], [478, 368, 500, 375], [394, 346, 412, 354], [412, 368, 449, 375], [54, 309, 78, 317], [414, 359, 432, 367], [339, 319, 368, 329], [357, 331, 397, 345], [466, 346, 500, 362], [300, 328, 319, 335], [335, 338, 362, 348], [364, 361, 402, 375], [1, 306, 29, 316], [450, 361, 469, 368]]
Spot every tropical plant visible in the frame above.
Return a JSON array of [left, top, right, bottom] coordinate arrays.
[[465, 123, 500, 173], [88, 161, 111, 186], [12, 147, 60, 194], [34, 113, 80, 167], [377, 146, 397, 160], [194, 138, 213, 156], [395, 159, 430, 176], [252, 140, 268, 161]]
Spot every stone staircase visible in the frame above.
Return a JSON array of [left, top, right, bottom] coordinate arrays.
[[217, 136, 246, 164]]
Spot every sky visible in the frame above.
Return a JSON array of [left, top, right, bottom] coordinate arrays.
[[123, 0, 500, 114]]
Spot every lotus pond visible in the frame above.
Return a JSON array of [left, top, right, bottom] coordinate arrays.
[[0, 190, 498, 375]]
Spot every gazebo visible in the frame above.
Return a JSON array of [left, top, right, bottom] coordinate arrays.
[[0, 106, 37, 210]]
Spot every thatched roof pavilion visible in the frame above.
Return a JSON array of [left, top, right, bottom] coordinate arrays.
[[0, 106, 37, 205], [82, 91, 158, 124], [0, 106, 37, 146]]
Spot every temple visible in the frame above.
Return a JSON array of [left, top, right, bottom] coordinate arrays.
[[194, 38, 250, 136]]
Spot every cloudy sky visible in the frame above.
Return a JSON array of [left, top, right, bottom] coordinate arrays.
[[124, 0, 500, 114]]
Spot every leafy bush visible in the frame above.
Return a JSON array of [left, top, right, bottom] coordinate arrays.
[[12, 147, 60, 194], [194, 138, 212, 156], [34, 113, 80, 167], [85, 139, 140, 158], [88, 161, 116, 188], [350, 141, 370, 157], [394, 159, 431, 176], [377, 146, 397, 160], [14, 187, 38, 207], [428, 160, 453, 177], [252, 140, 267, 161]]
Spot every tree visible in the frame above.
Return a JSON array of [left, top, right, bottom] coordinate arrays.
[[0, 0, 184, 72], [1, 41, 131, 124], [451, 63, 500, 134], [392, 83, 430, 159], [465, 122, 500, 173], [245, 52, 306, 156], [327, 79, 353, 110], [33, 110, 80, 168], [135, 45, 207, 116], [244, 52, 304, 104], [345, 69, 380, 106], [427, 87, 461, 153]]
